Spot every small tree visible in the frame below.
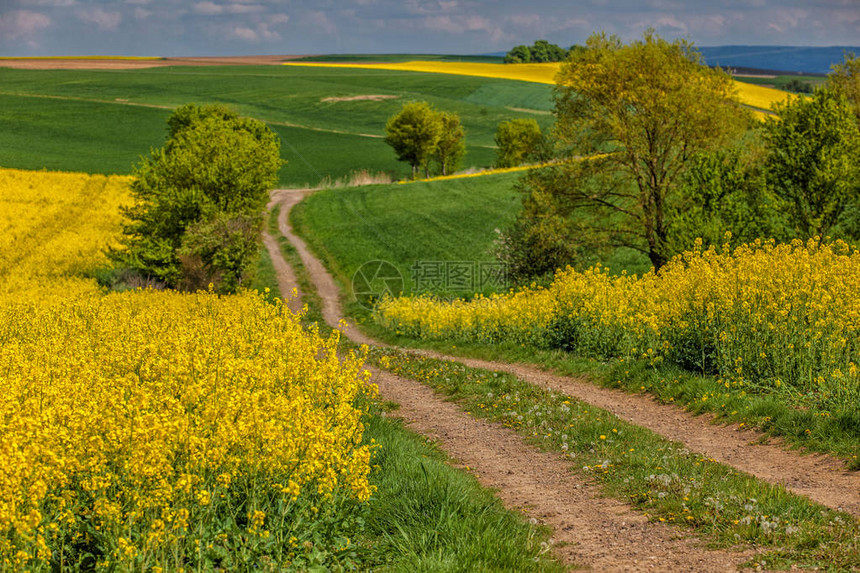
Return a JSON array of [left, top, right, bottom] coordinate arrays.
[[764, 88, 860, 240], [494, 118, 543, 168], [111, 104, 282, 289], [384, 102, 443, 179], [433, 111, 466, 176]]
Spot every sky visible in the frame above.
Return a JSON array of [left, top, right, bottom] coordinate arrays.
[[0, 0, 858, 57]]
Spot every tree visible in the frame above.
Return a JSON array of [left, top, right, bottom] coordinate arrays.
[[494, 118, 544, 168], [433, 111, 466, 176], [551, 31, 752, 269], [529, 40, 566, 63], [179, 212, 262, 293], [504, 40, 568, 64], [763, 88, 860, 241], [827, 52, 860, 124], [384, 101, 443, 179], [111, 104, 282, 289], [504, 45, 531, 64]]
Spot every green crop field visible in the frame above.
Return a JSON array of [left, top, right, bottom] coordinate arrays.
[[292, 171, 523, 294], [0, 64, 553, 186]]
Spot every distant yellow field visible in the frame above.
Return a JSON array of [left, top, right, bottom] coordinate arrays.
[[286, 60, 795, 115], [734, 81, 802, 112]]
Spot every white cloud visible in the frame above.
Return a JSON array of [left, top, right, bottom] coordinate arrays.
[[0, 10, 51, 42], [193, 2, 266, 16], [232, 25, 259, 41], [230, 20, 283, 42], [193, 1, 223, 15], [78, 7, 122, 31]]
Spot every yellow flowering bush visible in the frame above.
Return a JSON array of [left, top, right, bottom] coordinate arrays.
[[376, 239, 860, 412]]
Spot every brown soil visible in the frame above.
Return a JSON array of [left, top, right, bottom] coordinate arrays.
[[0, 55, 312, 70], [321, 95, 399, 103]]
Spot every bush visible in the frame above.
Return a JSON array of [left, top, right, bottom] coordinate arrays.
[[111, 104, 282, 291]]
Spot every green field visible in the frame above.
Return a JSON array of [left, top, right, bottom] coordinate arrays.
[[292, 172, 522, 296], [0, 64, 553, 186]]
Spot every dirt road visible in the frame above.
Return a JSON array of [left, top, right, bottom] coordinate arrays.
[[265, 188, 859, 570]]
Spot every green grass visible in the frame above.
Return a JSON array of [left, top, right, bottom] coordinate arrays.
[[0, 93, 169, 175], [291, 172, 523, 296], [357, 405, 564, 572], [250, 228, 566, 572], [0, 65, 553, 186]]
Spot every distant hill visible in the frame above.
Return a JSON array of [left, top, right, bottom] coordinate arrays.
[[698, 46, 857, 75]]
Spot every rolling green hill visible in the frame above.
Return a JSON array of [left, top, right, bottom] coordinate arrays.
[[0, 64, 553, 186]]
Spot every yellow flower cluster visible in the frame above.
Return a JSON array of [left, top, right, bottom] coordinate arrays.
[[285, 60, 793, 116], [0, 168, 133, 299], [0, 290, 375, 570], [376, 239, 860, 410]]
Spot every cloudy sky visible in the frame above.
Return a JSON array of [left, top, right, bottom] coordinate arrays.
[[1, 0, 858, 57]]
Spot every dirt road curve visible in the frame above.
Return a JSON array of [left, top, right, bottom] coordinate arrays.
[[267, 188, 857, 570]]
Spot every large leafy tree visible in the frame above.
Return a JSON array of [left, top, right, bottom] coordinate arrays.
[[112, 104, 282, 288], [384, 101, 443, 179], [550, 31, 752, 269], [763, 88, 860, 240]]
